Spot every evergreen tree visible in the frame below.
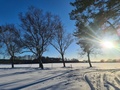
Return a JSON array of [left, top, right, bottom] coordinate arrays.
[[70, 0, 120, 67]]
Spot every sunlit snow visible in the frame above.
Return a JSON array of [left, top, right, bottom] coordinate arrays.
[[0, 63, 120, 90]]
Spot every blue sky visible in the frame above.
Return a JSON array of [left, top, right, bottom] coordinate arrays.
[[0, 0, 80, 60], [0, 0, 119, 61], [0, 0, 75, 28]]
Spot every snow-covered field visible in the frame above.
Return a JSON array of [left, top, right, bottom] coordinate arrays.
[[0, 63, 120, 90]]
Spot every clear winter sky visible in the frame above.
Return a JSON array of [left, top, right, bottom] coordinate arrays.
[[0, 0, 119, 61]]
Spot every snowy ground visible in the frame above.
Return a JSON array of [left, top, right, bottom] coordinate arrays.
[[0, 63, 120, 90]]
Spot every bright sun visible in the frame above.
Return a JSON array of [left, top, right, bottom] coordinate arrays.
[[101, 40, 114, 49]]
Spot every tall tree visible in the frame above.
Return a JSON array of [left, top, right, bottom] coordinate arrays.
[[51, 20, 73, 67], [70, 0, 120, 67], [74, 23, 100, 67], [70, 0, 120, 33], [19, 6, 58, 69], [0, 24, 22, 68]]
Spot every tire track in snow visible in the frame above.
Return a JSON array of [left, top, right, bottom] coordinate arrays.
[[84, 70, 120, 90], [103, 73, 120, 90], [84, 74, 95, 90]]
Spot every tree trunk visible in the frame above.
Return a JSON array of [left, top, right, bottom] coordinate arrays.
[[61, 53, 66, 67], [87, 51, 92, 67], [10, 56, 14, 68], [38, 56, 44, 69]]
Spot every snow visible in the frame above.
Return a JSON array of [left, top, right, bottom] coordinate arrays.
[[0, 63, 120, 90]]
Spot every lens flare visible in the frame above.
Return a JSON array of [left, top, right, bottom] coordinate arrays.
[[101, 40, 114, 49]]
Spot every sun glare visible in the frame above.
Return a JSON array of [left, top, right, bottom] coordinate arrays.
[[101, 40, 114, 49]]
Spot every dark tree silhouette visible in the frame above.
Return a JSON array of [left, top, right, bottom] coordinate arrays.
[[51, 19, 73, 67], [74, 23, 99, 67], [19, 6, 58, 69], [0, 24, 22, 68], [70, 0, 120, 34], [70, 0, 120, 67]]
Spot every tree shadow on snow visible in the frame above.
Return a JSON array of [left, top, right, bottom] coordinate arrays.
[[9, 70, 73, 90], [40, 81, 67, 90], [0, 67, 52, 78]]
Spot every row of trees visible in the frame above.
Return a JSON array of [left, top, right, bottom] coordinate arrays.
[[0, 6, 73, 69], [70, 0, 120, 67], [0, 0, 119, 69]]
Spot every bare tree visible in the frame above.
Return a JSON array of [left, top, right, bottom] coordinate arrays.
[[19, 6, 58, 69], [51, 21, 73, 67], [0, 24, 22, 68]]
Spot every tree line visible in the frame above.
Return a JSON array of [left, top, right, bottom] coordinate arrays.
[[0, 6, 73, 69], [0, 57, 79, 64], [0, 0, 119, 69]]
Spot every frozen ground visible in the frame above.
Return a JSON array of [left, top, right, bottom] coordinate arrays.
[[0, 63, 120, 90]]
